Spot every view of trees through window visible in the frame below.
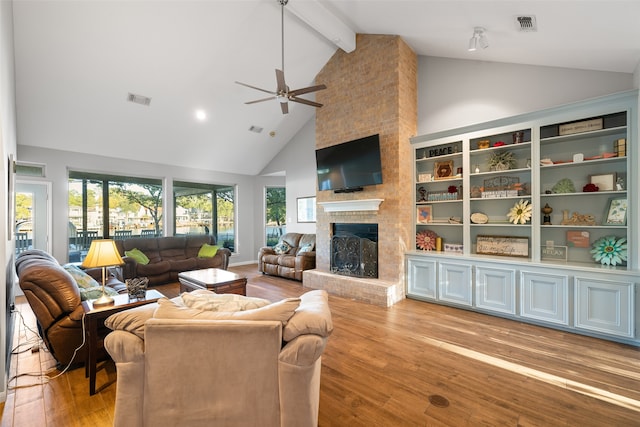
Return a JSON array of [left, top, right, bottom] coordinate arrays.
[[68, 172, 163, 262], [265, 187, 286, 246], [173, 181, 235, 251], [67, 173, 237, 261]]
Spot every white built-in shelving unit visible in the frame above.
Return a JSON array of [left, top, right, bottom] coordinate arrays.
[[406, 90, 639, 345]]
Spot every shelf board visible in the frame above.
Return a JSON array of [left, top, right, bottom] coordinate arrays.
[[417, 199, 462, 204], [540, 126, 626, 144], [542, 224, 627, 229], [540, 190, 626, 197], [470, 195, 532, 201], [470, 141, 531, 155], [540, 156, 625, 169], [470, 167, 531, 176]]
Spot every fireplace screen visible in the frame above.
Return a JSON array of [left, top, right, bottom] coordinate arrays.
[[331, 224, 378, 278]]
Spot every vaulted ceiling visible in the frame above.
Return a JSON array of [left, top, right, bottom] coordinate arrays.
[[12, 0, 640, 176]]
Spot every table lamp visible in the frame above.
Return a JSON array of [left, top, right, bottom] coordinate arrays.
[[81, 239, 124, 308]]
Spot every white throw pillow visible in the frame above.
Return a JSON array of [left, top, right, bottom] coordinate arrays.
[[181, 291, 271, 312], [154, 297, 300, 324]]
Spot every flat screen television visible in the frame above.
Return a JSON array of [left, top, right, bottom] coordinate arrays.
[[315, 134, 383, 193]]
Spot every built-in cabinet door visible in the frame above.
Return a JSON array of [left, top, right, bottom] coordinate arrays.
[[438, 262, 472, 306], [575, 277, 635, 338], [475, 266, 516, 315], [406, 257, 437, 300], [520, 271, 569, 325]]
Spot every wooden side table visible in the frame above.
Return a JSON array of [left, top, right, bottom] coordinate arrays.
[[82, 289, 164, 395]]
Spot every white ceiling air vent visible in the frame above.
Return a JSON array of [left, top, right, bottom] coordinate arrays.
[[248, 125, 263, 133], [515, 15, 537, 32], [126, 92, 152, 106]]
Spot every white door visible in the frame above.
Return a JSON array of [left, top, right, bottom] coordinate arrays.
[[15, 181, 52, 255]]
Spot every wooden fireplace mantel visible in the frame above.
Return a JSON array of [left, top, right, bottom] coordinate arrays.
[[319, 199, 384, 213]]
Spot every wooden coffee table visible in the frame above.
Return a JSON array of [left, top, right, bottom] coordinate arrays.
[[178, 268, 247, 295]]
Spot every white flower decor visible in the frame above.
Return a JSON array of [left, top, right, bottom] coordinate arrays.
[[590, 236, 628, 266], [507, 199, 533, 224]]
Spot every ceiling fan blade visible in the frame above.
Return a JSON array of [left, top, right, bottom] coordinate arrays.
[[275, 69, 287, 93], [245, 96, 277, 105], [288, 84, 327, 97], [280, 101, 289, 114], [289, 97, 323, 108], [235, 81, 276, 96]]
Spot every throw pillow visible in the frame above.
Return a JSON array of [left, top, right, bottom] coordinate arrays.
[[154, 296, 301, 324], [274, 241, 291, 255], [63, 263, 100, 289], [124, 248, 150, 265], [79, 285, 119, 302], [197, 243, 219, 258], [297, 243, 314, 254], [181, 291, 270, 311]]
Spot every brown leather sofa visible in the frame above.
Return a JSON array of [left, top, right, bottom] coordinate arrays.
[[15, 249, 126, 367], [258, 233, 315, 281], [116, 235, 231, 286]]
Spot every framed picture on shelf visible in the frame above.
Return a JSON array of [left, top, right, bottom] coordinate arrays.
[[417, 206, 432, 224], [476, 235, 529, 257], [434, 160, 454, 180], [604, 197, 627, 225], [590, 173, 616, 191]]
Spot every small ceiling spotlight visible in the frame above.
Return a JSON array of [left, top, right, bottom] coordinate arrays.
[[195, 109, 207, 121], [468, 27, 489, 52]]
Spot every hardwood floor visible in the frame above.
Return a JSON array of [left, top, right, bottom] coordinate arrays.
[[2, 264, 640, 426]]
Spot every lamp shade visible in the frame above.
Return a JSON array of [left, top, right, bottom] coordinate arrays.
[[81, 239, 124, 268]]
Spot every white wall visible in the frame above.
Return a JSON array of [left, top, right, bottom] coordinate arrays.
[[16, 145, 269, 266], [418, 57, 635, 136], [260, 118, 317, 235], [0, 0, 17, 402]]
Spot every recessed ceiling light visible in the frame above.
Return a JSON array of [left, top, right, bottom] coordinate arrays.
[[195, 110, 207, 121]]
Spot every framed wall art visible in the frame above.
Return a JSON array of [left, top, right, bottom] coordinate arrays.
[[590, 173, 616, 191], [476, 235, 529, 257], [416, 205, 432, 224], [297, 196, 316, 223], [434, 160, 454, 180], [604, 197, 627, 226]]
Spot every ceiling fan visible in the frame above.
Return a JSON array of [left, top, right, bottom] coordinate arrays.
[[235, 0, 327, 114]]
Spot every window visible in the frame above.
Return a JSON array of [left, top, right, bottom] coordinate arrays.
[[68, 172, 163, 262], [173, 181, 236, 252], [265, 187, 286, 246]]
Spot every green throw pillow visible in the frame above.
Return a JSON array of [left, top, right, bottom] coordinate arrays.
[[198, 243, 219, 258], [125, 248, 150, 265], [63, 263, 100, 289]]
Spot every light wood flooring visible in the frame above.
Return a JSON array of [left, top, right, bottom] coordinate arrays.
[[2, 264, 640, 426]]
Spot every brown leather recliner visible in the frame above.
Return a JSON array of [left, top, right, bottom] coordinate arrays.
[[258, 233, 316, 281], [15, 249, 124, 367]]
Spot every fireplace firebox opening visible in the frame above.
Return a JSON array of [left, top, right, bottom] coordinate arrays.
[[331, 223, 378, 278]]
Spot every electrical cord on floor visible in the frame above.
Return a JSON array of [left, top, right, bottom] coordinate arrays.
[[7, 310, 87, 389]]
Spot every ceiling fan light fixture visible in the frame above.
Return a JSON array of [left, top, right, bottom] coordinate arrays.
[[234, 0, 327, 114]]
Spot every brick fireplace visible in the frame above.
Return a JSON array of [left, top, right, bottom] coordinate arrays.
[[303, 34, 417, 307]]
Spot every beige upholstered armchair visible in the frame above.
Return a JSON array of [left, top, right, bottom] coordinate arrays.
[[104, 289, 332, 427]]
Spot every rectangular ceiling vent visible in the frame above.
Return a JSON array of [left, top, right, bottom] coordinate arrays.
[[127, 92, 152, 106], [248, 125, 263, 133], [515, 15, 537, 32]]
